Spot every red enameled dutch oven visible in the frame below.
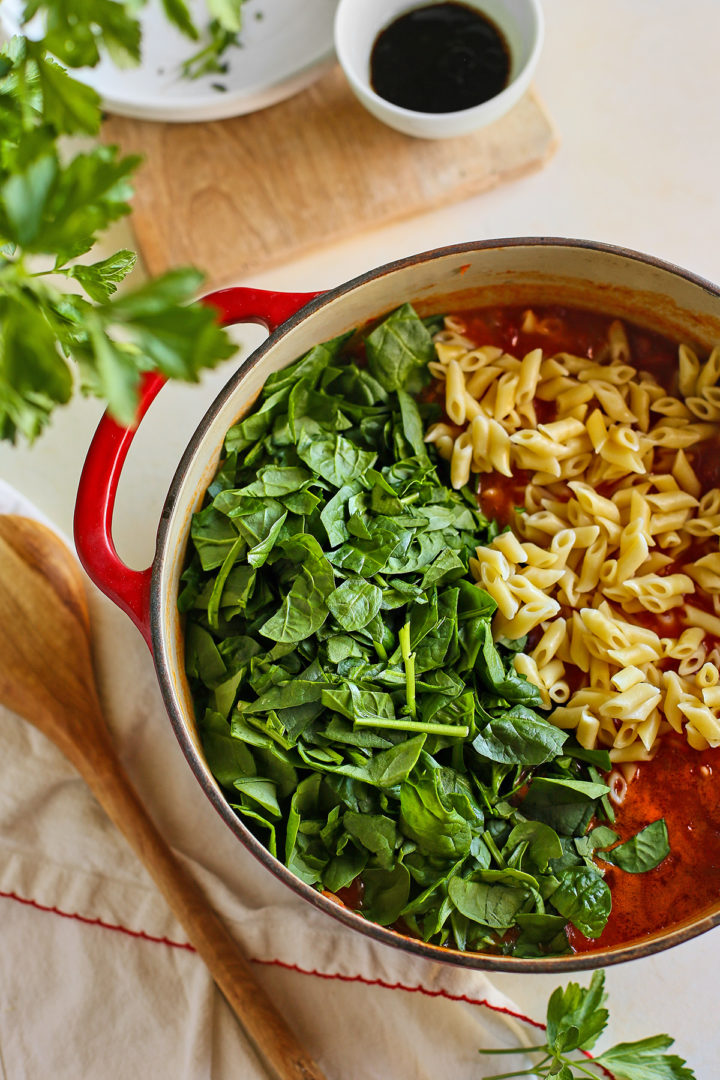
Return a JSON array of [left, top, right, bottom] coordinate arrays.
[[74, 238, 720, 972]]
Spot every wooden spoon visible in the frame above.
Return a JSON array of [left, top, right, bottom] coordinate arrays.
[[0, 514, 327, 1080]]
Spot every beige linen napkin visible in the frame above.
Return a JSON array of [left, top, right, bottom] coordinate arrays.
[[0, 478, 538, 1080]]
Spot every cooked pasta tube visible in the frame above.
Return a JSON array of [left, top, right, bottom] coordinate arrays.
[[428, 313, 720, 755]]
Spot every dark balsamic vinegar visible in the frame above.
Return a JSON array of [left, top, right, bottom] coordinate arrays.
[[370, 2, 511, 114]]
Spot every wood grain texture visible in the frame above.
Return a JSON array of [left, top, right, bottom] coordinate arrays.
[[103, 65, 557, 289], [0, 515, 327, 1080]]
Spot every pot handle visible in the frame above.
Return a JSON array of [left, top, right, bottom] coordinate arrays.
[[74, 287, 320, 647]]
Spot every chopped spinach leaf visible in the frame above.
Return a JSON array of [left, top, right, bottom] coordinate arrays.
[[598, 818, 670, 873]]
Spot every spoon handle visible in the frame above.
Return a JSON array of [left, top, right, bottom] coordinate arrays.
[[73, 725, 327, 1080]]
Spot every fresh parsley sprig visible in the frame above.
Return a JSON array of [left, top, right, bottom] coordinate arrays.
[[20, 0, 248, 80], [19, 0, 143, 69], [479, 971, 696, 1080], [0, 15, 238, 442]]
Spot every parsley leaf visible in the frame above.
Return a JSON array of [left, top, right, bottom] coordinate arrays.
[[0, 291, 73, 441], [160, 0, 199, 40], [479, 971, 696, 1080], [181, 19, 240, 80], [67, 250, 137, 302], [0, 30, 236, 441], [22, 0, 143, 69], [595, 1036, 696, 1080], [546, 971, 609, 1053], [27, 47, 102, 134], [208, 0, 246, 32], [102, 268, 236, 382], [178, 0, 248, 80]]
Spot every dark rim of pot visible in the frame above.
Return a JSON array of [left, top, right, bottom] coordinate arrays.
[[150, 237, 720, 972]]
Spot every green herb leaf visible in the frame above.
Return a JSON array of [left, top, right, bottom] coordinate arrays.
[[68, 250, 137, 302], [259, 537, 335, 644], [473, 711, 568, 765], [29, 47, 102, 134], [479, 971, 696, 1080], [361, 863, 411, 925], [599, 819, 670, 874], [327, 577, 383, 632], [207, 0, 245, 32], [160, 0, 200, 39], [0, 291, 73, 441], [448, 875, 529, 929], [546, 970, 608, 1053], [25, 0, 143, 67], [343, 811, 397, 868], [2, 152, 58, 246], [550, 867, 611, 938], [400, 773, 472, 857], [366, 303, 435, 391], [595, 1035, 696, 1080]]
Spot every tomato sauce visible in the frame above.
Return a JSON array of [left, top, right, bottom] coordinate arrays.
[[478, 468, 531, 527], [570, 736, 720, 951], [457, 304, 678, 379], [335, 879, 364, 909], [692, 432, 720, 491]]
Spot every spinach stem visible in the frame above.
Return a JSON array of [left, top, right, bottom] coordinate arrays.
[[207, 535, 245, 629], [355, 718, 469, 737], [373, 639, 388, 662], [399, 621, 417, 718], [406, 650, 417, 718], [482, 829, 506, 868], [503, 768, 532, 801]]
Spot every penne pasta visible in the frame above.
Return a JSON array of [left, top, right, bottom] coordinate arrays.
[[429, 309, 720, 756]]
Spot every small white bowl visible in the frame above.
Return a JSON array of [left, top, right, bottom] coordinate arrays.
[[334, 0, 544, 139]]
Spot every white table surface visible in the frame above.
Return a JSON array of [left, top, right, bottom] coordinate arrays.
[[2, 0, 719, 1072]]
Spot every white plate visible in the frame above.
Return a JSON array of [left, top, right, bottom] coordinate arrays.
[[1, 0, 338, 122]]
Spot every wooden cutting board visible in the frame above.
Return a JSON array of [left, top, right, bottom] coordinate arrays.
[[103, 65, 557, 289]]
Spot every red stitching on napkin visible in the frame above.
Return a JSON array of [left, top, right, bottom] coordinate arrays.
[[253, 960, 612, 1076], [0, 888, 540, 1026], [0, 889, 195, 951], [0, 887, 613, 1075], [252, 957, 545, 1030]]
